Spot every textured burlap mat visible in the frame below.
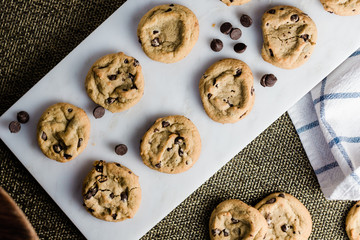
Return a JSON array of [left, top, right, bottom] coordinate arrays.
[[0, 1, 353, 239]]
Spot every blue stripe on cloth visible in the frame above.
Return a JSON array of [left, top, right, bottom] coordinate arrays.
[[349, 50, 360, 58], [329, 137, 360, 148], [319, 78, 360, 184], [313, 92, 360, 105], [296, 121, 319, 134], [314, 161, 339, 175]]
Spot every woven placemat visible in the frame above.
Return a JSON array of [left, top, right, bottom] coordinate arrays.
[[0, 1, 353, 239]]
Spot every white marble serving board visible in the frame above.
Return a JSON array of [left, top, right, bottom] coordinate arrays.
[[1, 0, 359, 239]]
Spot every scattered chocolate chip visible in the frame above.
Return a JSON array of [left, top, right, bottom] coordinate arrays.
[[251, 87, 255, 96], [116, 163, 121, 167], [220, 22, 232, 34], [291, 14, 299, 22], [77, 138, 83, 148], [128, 73, 135, 80], [108, 75, 117, 80], [41, 132, 47, 141], [223, 229, 229, 237], [240, 14, 252, 27], [106, 97, 116, 105], [278, 193, 285, 198], [9, 121, 21, 133], [128, 171, 132, 174], [231, 218, 240, 224], [211, 229, 221, 236], [17, 111, 29, 123], [120, 192, 128, 202], [357, 204, 360, 208], [266, 198, 276, 204], [115, 144, 128, 156], [185, 161, 189, 165], [95, 162, 103, 173], [178, 148, 184, 157], [151, 37, 160, 47], [109, 193, 115, 199], [169, 4, 174, 6], [124, 59, 129, 64], [210, 39, 223, 52], [165, 8, 172, 12], [138, 38, 142, 44], [153, 30, 159, 34], [85, 185, 98, 199], [281, 224, 288, 232], [167, 147, 172, 151], [300, 34, 309, 41], [67, 108, 73, 113], [234, 69, 242, 77], [155, 163, 161, 168], [93, 106, 105, 119], [230, 28, 242, 40], [96, 175, 108, 183], [260, 74, 277, 87], [154, 128, 159, 132], [53, 144, 62, 153], [174, 136, 184, 144], [280, 8, 284, 10], [88, 208, 94, 213], [112, 213, 117, 220], [162, 121, 170, 127], [134, 59, 139, 67], [269, 48, 274, 57], [207, 93, 212, 99], [64, 154, 72, 159], [234, 43, 247, 53], [268, 9, 276, 14]]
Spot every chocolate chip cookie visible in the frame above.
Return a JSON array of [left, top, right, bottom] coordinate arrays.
[[209, 199, 268, 240], [82, 160, 141, 222], [220, 0, 252, 6], [320, 0, 360, 15], [199, 58, 255, 124], [140, 115, 201, 174], [37, 103, 90, 162], [261, 6, 317, 69], [346, 200, 360, 240], [85, 52, 144, 113], [255, 192, 312, 240], [137, 4, 199, 63]]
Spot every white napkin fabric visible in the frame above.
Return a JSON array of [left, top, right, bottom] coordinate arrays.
[[288, 48, 360, 200]]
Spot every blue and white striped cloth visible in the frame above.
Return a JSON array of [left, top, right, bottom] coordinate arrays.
[[288, 48, 360, 200]]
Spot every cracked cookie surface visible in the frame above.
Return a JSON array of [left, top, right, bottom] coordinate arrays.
[[140, 115, 201, 174], [346, 200, 360, 240], [209, 199, 268, 240], [255, 192, 312, 240], [220, 0, 252, 6], [261, 5, 317, 69], [137, 4, 199, 63], [37, 103, 90, 162], [85, 52, 144, 113], [82, 160, 141, 222], [320, 0, 360, 15], [199, 58, 255, 124]]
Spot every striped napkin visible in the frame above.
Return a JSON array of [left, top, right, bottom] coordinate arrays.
[[288, 48, 360, 200]]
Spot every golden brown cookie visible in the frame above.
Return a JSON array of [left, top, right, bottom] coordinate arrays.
[[199, 58, 255, 124], [261, 6, 317, 69], [137, 4, 199, 63], [140, 115, 201, 174], [320, 0, 360, 16], [255, 192, 312, 240], [85, 52, 144, 113], [346, 200, 360, 240], [37, 103, 90, 162], [82, 160, 141, 222], [209, 199, 268, 240]]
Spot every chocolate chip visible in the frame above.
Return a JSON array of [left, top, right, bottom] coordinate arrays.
[[220, 22, 232, 34], [41, 132, 47, 141], [269, 49, 274, 57], [134, 59, 139, 67], [128, 171, 132, 174], [116, 163, 121, 167], [96, 175, 108, 183], [95, 163, 103, 173], [291, 14, 299, 22], [120, 192, 128, 202], [17, 111, 29, 123], [268, 9, 276, 14], [174, 136, 184, 144], [167, 147, 172, 151], [280, 7, 284, 10], [178, 148, 184, 157], [357, 204, 360, 208], [155, 163, 161, 168], [234, 69, 242, 77], [223, 229, 229, 237], [124, 59, 129, 64], [115, 144, 128, 156], [266, 198, 276, 204], [230, 28, 242, 40], [77, 138, 83, 148], [88, 208, 94, 213], [231, 217, 240, 223], [107, 75, 117, 80], [251, 87, 254, 96], [185, 161, 189, 165], [210, 39, 223, 52], [300, 34, 309, 41], [281, 224, 288, 232], [128, 73, 135, 80], [165, 8, 172, 12], [260, 74, 277, 87], [153, 30, 159, 34], [112, 213, 117, 220], [106, 97, 116, 105], [278, 193, 285, 198], [151, 37, 160, 47], [240, 14, 252, 27], [154, 128, 159, 133], [67, 108, 73, 113], [207, 93, 212, 99], [53, 144, 62, 153], [64, 154, 72, 159], [162, 121, 170, 127], [9, 121, 21, 133], [85, 185, 98, 199], [211, 229, 221, 236], [93, 106, 105, 119], [234, 43, 247, 53], [138, 38, 142, 44]]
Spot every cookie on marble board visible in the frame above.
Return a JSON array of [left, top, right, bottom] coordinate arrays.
[[199, 58, 255, 124], [37, 103, 90, 162], [82, 160, 141, 222], [209, 199, 268, 240], [220, 0, 252, 6], [255, 192, 312, 240], [261, 5, 317, 69], [137, 4, 199, 63], [346, 200, 360, 240], [85, 52, 144, 113], [320, 0, 360, 15], [140, 115, 201, 174]]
